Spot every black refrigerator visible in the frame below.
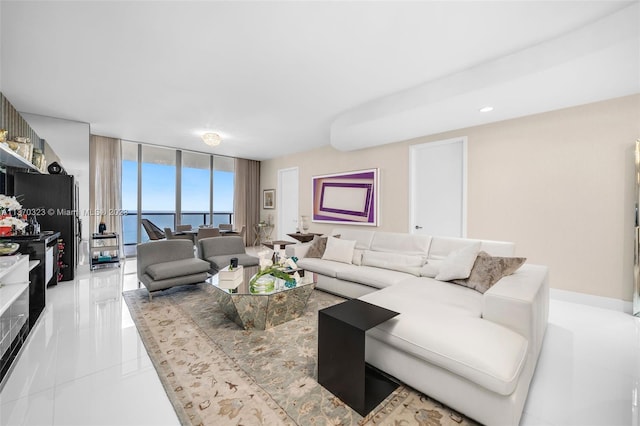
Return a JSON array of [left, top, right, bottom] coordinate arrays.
[[13, 172, 79, 281]]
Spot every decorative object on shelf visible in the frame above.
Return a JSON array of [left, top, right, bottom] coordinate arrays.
[[7, 137, 33, 162], [202, 132, 222, 147], [312, 168, 379, 226], [0, 194, 27, 236], [98, 217, 107, 234], [300, 215, 310, 233], [32, 148, 45, 171], [263, 189, 275, 209], [0, 242, 19, 256], [47, 161, 66, 175], [0, 194, 22, 214]]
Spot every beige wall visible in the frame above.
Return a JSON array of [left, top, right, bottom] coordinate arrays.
[[261, 94, 640, 301]]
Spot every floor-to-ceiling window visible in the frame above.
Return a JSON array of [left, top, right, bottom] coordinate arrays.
[[181, 151, 211, 228], [141, 145, 177, 240], [121, 142, 139, 251], [213, 156, 234, 227], [121, 141, 235, 256]]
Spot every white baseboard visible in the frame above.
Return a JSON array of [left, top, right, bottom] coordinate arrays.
[[550, 288, 633, 314]]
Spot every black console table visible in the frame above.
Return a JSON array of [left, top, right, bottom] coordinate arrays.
[[318, 299, 400, 416]]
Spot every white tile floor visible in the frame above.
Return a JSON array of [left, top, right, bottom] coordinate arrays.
[[0, 261, 638, 426]]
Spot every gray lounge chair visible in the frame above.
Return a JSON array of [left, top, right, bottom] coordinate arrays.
[[137, 239, 210, 300], [198, 236, 259, 274]]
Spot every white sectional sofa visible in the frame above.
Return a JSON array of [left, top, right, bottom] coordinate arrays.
[[286, 228, 549, 426]]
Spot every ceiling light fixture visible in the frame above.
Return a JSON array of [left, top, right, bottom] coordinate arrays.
[[479, 106, 494, 113], [202, 132, 222, 146]]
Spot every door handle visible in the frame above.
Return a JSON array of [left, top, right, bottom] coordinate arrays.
[[415, 225, 423, 230]]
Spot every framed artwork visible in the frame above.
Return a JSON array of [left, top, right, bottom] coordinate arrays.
[[312, 168, 378, 226], [263, 189, 275, 209]]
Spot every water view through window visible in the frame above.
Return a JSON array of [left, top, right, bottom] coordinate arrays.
[[121, 141, 234, 247]]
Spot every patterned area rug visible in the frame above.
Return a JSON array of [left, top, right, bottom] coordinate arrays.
[[123, 284, 479, 426]]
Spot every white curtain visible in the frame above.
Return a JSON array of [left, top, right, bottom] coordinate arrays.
[[89, 135, 123, 242]]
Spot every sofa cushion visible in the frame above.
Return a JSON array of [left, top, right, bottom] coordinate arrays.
[[198, 236, 246, 259], [362, 250, 426, 276], [360, 278, 483, 318], [331, 228, 375, 250], [146, 258, 210, 281], [143, 271, 209, 292], [360, 278, 528, 395], [337, 265, 414, 289], [297, 257, 355, 278], [452, 251, 527, 294], [370, 232, 431, 255], [322, 237, 356, 264], [429, 236, 515, 260], [435, 242, 481, 281], [366, 312, 528, 396], [206, 254, 259, 271]]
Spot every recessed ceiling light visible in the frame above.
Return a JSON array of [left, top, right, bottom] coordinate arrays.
[[479, 106, 494, 113]]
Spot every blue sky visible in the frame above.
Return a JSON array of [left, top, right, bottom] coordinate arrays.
[[122, 160, 234, 212]]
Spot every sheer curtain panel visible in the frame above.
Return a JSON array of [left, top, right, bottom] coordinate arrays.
[[89, 135, 123, 242], [234, 158, 260, 246]]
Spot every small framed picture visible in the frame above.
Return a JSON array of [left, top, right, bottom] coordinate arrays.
[[263, 189, 275, 209]]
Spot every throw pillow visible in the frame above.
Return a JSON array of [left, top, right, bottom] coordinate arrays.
[[305, 234, 340, 258], [435, 242, 481, 281], [352, 249, 364, 266], [419, 260, 442, 278], [322, 236, 356, 264], [452, 251, 526, 294]]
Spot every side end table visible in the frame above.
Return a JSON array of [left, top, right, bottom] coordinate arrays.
[[318, 299, 400, 416]]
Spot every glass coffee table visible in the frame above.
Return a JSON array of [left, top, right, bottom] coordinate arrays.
[[209, 265, 316, 330]]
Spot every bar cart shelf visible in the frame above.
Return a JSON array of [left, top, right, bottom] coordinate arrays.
[[90, 233, 120, 270]]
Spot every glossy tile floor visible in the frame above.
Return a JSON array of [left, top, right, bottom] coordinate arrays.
[[0, 261, 638, 426]]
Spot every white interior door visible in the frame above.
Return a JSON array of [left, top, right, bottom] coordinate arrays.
[[277, 167, 299, 241], [409, 138, 467, 237]]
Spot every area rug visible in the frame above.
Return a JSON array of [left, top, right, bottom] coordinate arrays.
[[123, 284, 478, 426]]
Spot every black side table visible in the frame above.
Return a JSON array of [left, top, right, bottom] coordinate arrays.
[[318, 299, 400, 416]]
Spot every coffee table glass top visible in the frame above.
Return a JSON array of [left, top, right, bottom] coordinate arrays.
[[208, 265, 313, 295]]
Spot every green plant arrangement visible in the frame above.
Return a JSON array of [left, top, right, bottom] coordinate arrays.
[[249, 266, 295, 293]]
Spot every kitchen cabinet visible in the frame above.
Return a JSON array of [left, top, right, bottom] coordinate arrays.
[[0, 255, 32, 386]]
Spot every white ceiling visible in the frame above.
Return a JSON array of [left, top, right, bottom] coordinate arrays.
[[1, 1, 638, 162]]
